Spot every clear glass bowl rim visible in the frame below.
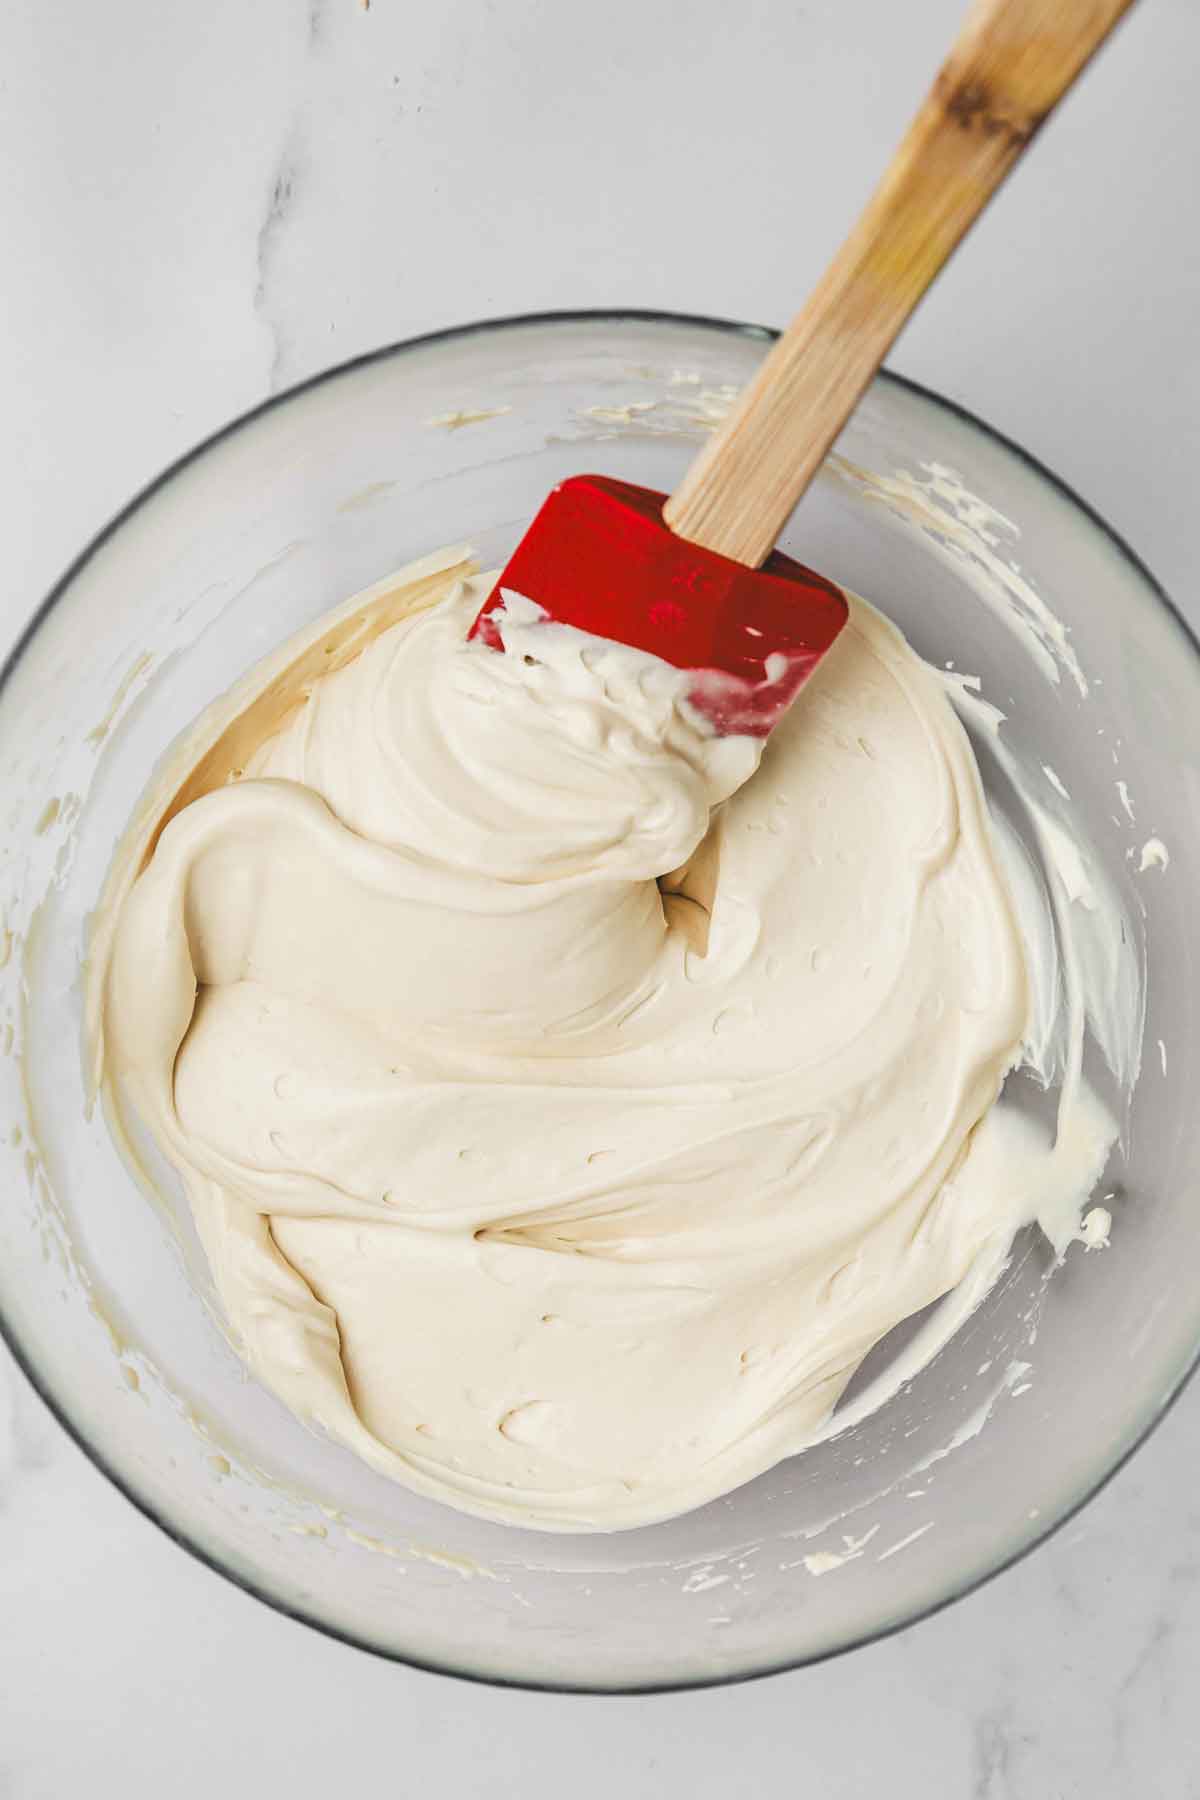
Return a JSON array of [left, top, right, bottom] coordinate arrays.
[[4, 307, 1197, 1695]]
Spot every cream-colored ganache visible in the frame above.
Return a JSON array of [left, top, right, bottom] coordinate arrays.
[[96, 550, 1107, 1532]]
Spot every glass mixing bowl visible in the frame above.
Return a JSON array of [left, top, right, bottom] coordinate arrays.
[[1, 312, 1196, 1693]]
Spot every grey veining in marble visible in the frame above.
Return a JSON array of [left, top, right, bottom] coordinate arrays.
[[255, 150, 305, 391]]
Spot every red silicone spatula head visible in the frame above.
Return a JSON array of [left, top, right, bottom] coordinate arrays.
[[467, 475, 847, 737]]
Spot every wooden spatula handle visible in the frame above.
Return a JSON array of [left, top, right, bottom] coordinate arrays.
[[664, 0, 1137, 569]]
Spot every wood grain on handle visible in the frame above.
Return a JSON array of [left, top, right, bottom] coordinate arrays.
[[664, 0, 1137, 568]]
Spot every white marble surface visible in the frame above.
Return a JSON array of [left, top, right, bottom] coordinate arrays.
[[2, 0, 1199, 1791]]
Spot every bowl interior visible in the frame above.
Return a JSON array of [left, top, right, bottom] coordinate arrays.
[[2, 313, 1197, 1691]]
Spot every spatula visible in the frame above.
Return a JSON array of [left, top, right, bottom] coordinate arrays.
[[470, 0, 1135, 736]]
